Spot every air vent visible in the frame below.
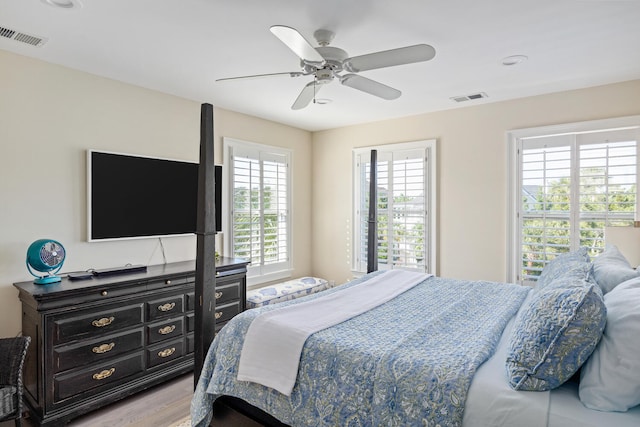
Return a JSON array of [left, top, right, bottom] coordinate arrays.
[[450, 92, 488, 103], [0, 25, 47, 47]]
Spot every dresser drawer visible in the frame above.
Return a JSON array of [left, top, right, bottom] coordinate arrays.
[[147, 294, 184, 321], [53, 328, 144, 373], [53, 352, 144, 403], [53, 304, 144, 345], [186, 313, 194, 333], [215, 281, 241, 305], [186, 292, 195, 311], [215, 301, 241, 324], [147, 339, 184, 368], [215, 322, 225, 334], [148, 275, 188, 287], [186, 333, 194, 354], [147, 317, 183, 344]]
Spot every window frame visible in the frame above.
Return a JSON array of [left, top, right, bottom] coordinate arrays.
[[507, 115, 640, 284], [352, 139, 437, 275], [223, 137, 293, 287]]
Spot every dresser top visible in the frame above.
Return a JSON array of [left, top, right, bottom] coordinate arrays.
[[14, 258, 248, 299]]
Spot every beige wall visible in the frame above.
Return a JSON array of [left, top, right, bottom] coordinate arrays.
[[2, 47, 639, 337], [311, 79, 640, 285], [0, 50, 312, 337]]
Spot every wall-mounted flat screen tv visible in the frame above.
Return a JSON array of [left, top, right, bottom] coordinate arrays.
[[87, 150, 221, 241]]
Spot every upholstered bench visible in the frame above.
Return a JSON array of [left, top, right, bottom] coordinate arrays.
[[246, 277, 330, 309]]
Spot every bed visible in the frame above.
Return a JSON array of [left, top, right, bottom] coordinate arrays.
[[191, 104, 640, 426], [190, 264, 640, 426]]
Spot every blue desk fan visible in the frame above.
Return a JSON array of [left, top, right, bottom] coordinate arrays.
[[26, 239, 66, 285]]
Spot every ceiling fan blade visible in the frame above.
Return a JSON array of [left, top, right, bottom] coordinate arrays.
[[344, 44, 436, 72], [292, 81, 322, 110], [270, 25, 325, 64], [340, 74, 401, 100], [216, 71, 303, 82]]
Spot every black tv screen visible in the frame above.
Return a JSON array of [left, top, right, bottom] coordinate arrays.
[[88, 150, 221, 241]]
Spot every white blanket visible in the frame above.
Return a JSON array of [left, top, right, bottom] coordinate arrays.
[[237, 270, 431, 395]]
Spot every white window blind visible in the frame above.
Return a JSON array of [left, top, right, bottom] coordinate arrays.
[[517, 127, 639, 283], [353, 141, 436, 274], [224, 138, 291, 283]]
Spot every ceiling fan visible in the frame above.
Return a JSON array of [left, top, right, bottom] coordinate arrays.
[[216, 25, 436, 110]]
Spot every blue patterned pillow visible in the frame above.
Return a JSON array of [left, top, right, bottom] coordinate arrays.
[[540, 264, 593, 292], [506, 279, 606, 391], [535, 247, 592, 292]]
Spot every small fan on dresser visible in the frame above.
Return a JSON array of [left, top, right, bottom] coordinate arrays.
[[26, 239, 65, 284]]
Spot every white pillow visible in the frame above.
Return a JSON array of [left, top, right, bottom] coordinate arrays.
[[579, 276, 640, 411], [592, 244, 640, 294]]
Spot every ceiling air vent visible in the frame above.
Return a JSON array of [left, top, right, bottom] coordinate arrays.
[[450, 92, 488, 103], [0, 25, 47, 47]]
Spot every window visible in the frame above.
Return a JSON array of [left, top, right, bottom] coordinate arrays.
[[352, 140, 436, 274], [508, 117, 640, 284], [223, 138, 291, 285]]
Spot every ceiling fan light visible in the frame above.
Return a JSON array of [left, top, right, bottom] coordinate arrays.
[[41, 0, 82, 9], [314, 98, 332, 105], [502, 55, 528, 66], [313, 29, 335, 47]]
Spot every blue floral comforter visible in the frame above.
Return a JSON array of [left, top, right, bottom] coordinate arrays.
[[192, 273, 530, 426]]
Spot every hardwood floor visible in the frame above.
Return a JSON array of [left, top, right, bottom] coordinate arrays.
[[1, 373, 194, 427]]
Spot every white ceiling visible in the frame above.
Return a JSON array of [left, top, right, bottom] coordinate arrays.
[[2, 0, 640, 132]]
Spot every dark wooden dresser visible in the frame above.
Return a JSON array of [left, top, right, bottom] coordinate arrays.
[[13, 258, 248, 426]]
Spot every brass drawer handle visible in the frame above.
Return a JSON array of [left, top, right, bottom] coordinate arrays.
[[158, 302, 175, 312], [92, 316, 115, 328], [214, 312, 223, 320], [158, 347, 175, 358], [159, 325, 176, 335], [93, 368, 115, 380], [215, 291, 223, 300], [92, 342, 115, 354]]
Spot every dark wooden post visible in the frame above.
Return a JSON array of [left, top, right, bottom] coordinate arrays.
[[194, 103, 216, 387], [367, 149, 378, 273]]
